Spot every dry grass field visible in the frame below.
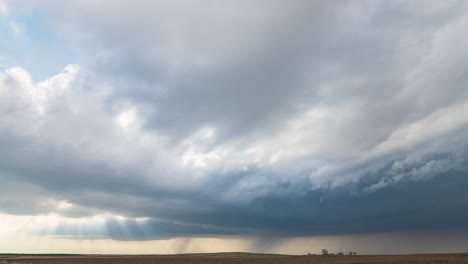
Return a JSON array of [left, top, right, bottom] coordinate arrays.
[[1, 253, 468, 264]]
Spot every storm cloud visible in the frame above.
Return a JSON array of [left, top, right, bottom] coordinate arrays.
[[1, 0, 468, 243]]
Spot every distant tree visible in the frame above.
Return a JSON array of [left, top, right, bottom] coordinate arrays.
[[321, 249, 328, 255], [349, 251, 353, 255], [353, 252, 357, 255], [337, 252, 344, 256]]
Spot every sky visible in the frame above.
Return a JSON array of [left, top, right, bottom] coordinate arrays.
[[1, 0, 468, 255]]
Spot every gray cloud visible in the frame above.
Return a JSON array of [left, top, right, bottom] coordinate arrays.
[[1, 0, 468, 241]]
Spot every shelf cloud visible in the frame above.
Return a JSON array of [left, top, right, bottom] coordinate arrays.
[[1, 0, 468, 248]]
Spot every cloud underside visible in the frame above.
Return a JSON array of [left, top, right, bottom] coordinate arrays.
[[1, 0, 468, 240]]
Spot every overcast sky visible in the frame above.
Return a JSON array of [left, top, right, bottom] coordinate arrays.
[[1, 0, 468, 254]]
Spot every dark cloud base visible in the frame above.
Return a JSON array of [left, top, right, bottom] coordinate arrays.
[[32, 164, 468, 241]]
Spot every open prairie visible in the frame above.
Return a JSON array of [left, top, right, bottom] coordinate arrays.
[[2, 253, 468, 264]]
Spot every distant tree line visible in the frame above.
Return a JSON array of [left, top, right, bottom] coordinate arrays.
[[307, 249, 356, 256]]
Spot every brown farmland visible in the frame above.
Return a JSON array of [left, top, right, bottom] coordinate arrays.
[[2, 253, 468, 264]]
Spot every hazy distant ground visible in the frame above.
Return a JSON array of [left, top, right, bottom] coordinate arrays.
[[2, 252, 468, 264]]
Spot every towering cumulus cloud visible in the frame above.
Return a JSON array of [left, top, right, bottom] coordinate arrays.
[[1, 0, 468, 252]]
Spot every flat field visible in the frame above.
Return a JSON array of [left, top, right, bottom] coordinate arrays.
[[1, 253, 468, 264]]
